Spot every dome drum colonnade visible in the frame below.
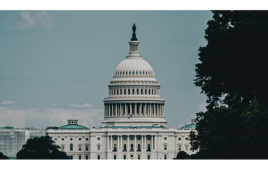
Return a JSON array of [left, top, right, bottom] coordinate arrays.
[[102, 24, 166, 127]]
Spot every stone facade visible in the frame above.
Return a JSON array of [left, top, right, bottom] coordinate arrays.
[[46, 26, 196, 160]]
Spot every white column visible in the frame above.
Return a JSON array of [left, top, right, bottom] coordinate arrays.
[[111, 104, 114, 117], [161, 104, 164, 116], [110, 135, 113, 151], [144, 135, 147, 151], [134, 135, 137, 152], [120, 104, 122, 117], [129, 103, 132, 115], [141, 135, 144, 151], [147, 104, 150, 116], [134, 103, 137, 116], [120, 135, 123, 151], [139, 104, 142, 116], [127, 135, 130, 152], [117, 135, 119, 151], [108, 104, 110, 117], [108, 135, 110, 151]]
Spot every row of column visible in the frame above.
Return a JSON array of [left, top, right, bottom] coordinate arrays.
[[107, 135, 156, 152], [104, 103, 164, 117], [109, 87, 159, 96]]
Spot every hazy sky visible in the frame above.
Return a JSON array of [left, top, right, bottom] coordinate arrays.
[[0, 11, 212, 129]]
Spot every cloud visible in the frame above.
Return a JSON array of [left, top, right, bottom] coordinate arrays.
[[69, 103, 93, 108], [0, 105, 103, 129], [1, 100, 15, 105], [14, 11, 54, 30]]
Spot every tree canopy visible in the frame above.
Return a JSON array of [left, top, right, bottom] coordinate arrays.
[[0, 152, 8, 159], [175, 151, 191, 159], [191, 11, 268, 159], [16, 136, 69, 159]]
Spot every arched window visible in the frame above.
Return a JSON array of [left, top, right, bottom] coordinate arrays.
[[70, 143, 73, 151], [117, 89, 119, 95], [137, 89, 139, 95], [145, 89, 147, 95], [132, 89, 134, 95], [141, 89, 143, 95], [124, 89, 126, 95], [149, 89, 151, 95], [128, 89, 130, 95], [120, 89, 122, 95]]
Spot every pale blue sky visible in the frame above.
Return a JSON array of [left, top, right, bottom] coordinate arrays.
[[0, 11, 212, 128]]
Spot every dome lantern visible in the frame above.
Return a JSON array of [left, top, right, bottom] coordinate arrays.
[[128, 24, 140, 58]]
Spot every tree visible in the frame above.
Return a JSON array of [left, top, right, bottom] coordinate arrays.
[[175, 151, 190, 159], [16, 136, 69, 159], [196, 11, 268, 107], [0, 152, 8, 159], [191, 11, 268, 159]]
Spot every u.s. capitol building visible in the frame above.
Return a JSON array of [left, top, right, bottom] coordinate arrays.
[[46, 25, 196, 160]]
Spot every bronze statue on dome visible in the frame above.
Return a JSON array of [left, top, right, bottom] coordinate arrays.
[[131, 23, 138, 41]]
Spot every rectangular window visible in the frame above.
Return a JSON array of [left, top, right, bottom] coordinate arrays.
[[123, 144, 127, 151], [114, 155, 116, 160], [130, 144, 134, 151], [85, 145, 89, 151], [97, 155, 100, 160], [138, 155, 140, 160], [97, 137, 100, 140], [61, 145, 64, 151], [147, 155, 150, 160], [164, 144, 167, 150], [86, 138, 88, 141], [123, 155, 126, 160], [147, 144, 151, 152], [137, 144, 141, 152], [79, 145, 82, 151], [97, 144, 101, 150], [70, 143, 73, 151], [86, 155, 88, 160], [164, 155, 167, 160], [113, 144, 117, 152], [79, 155, 81, 160]]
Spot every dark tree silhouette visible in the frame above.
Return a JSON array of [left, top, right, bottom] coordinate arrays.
[[16, 136, 69, 159], [191, 11, 268, 159], [0, 152, 8, 159], [175, 151, 190, 159]]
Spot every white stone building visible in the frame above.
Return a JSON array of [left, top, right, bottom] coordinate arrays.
[[0, 127, 46, 159], [46, 25, 196, 160]]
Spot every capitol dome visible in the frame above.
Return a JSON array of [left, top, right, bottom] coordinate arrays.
[[102, 24, 166, 127], [113, 57, 156, 79]]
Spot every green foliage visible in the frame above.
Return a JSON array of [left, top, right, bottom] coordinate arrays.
[[192, 11, 268, 159], [195, 11, 268, 107], [16, 136, 69, 159], [0, 152, 8, 159]]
